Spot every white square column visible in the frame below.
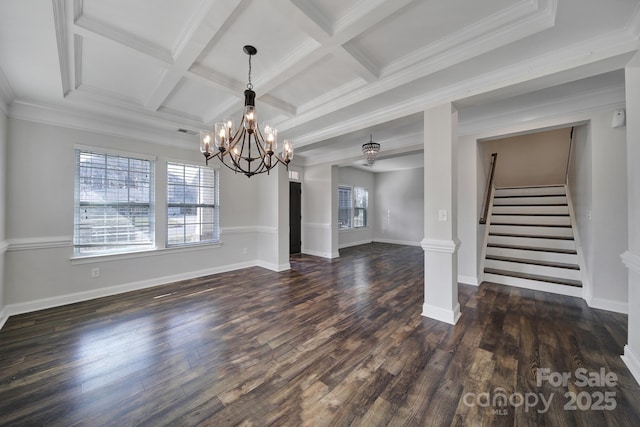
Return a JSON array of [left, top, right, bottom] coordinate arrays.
[[421, 103, 461, 325], [622, 53, 640, 386]]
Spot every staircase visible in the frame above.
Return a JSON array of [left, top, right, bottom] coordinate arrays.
[[482, 185, 583, 297]]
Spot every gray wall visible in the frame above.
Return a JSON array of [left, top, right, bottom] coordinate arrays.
[[3, 118, 278, 312], [0, 110, 6, 320], [373, 168, 423, 246]]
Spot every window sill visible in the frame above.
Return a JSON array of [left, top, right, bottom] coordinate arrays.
[[70, 241, 222, 265], [339, 226, 369, 232]]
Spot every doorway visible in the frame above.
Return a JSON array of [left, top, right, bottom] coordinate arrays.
[[289, 181, 301, 254]]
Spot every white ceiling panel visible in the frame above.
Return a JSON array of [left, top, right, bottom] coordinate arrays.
[[80, 37, 167, 104], [268, 53, 363, 110], [161, 77, 238, 123], [81, 0, 205, 53], [344, 0, 522, 70], [298, 0, 363, 30], [196, 1, 314, 84], [0, 1, 62, 102]]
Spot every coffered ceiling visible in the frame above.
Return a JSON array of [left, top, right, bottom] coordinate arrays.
[[0, 0, 638, 171]]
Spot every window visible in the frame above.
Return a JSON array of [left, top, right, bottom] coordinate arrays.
[[167, 162, 219, 246], [353, 187, 368, 228], [338, 185, 368, 229], [338, 186, 352, 229], [74, 149, 154, 255]]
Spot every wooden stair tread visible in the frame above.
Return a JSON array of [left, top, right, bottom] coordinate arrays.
[[496, 185, 565, 189], [493, 203, 569, 208], [489, 232, 574, 241], [484, 268, 582, 288], [487, 243, 577, 255], [489, 223, 572, 228], [492, 213, 570, 217], [485, 255, 579, 270]]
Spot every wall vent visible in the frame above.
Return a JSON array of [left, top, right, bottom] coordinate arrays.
[[177, 128, 197, 135]]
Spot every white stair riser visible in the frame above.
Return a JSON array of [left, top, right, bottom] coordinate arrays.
[[492, 205, 569, 215], [485, 259, 580, 281], [486, 246, 578, 264], [483, 274, 583, 298], [490, 215, 571, 226], [488, 235, 575, 250], [490, 224, 574, 238], [494, 186, 566, 197], [493, 196, 567, 206]]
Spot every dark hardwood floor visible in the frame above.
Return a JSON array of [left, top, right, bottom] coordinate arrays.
[[1, 243, 639, 426]]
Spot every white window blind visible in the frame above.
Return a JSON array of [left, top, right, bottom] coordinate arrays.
[[338, 186, 352, 229], [338, 185, 368, 229], [167, 162, 219, 246], [74, 150, 154, 255]]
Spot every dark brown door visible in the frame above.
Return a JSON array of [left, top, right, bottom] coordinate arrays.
[[289, 181, 301, 254]]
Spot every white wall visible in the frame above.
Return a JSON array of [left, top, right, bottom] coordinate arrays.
[[589, 111, 628, 310], [256, 165, 290, 271], [457, 108, 628, 312], [338, 166, 375, 248], [373, 168, 423, 246], [0, 110, 7, 323], [622, 53, 640, 385], [301, 163, 338, 258], [4, 118, 269, 313], [457, 136, 480, 285], [567, 124, 593, 298]]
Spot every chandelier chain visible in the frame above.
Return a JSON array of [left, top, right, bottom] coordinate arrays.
[[247, 54, 253, 90]]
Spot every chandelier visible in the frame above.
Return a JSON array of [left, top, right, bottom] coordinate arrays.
[[362, 134, 380, 166], [200, 45, 294, 177]]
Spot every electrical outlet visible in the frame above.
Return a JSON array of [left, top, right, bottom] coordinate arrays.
[[91, 267, 100, 278], [242, 248, 248, 255], [438, 209, 448, 222]]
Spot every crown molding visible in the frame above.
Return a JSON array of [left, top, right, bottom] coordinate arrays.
[[458, 84, 626, 136], [9, 100, 197, 149]]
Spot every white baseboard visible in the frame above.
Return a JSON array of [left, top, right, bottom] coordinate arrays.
[[257, 261, 291, 272], [622, 345, 640, 387], [458, 275, 480, 286], [338, 239, 373, 249], [3, 260, 258, 321], [373, 238, 421, 247], [0, 306, 8, 330], [422, 302, 461, 325], [586, 296, 628, 314], [302, 249, 339, 259]]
